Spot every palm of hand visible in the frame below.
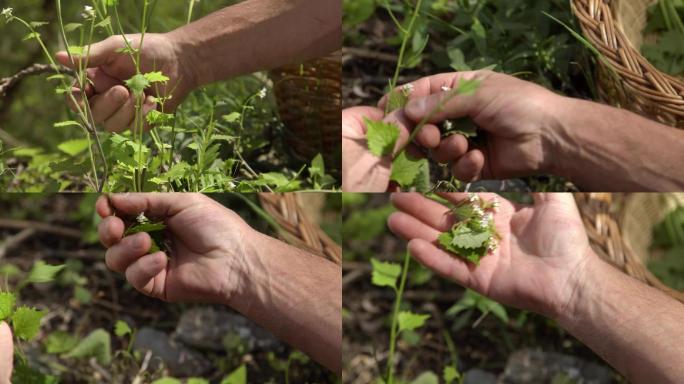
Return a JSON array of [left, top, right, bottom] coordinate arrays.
[[146, 201, 249, 304], [468, 197, 590, 318]]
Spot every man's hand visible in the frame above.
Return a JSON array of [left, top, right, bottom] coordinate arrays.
[[0, 322, 12, 384], [380, 71, 565, 181], [96, 193, 253, 304], [342, 106, 441, 192], [56, 33, 195, 132], [388, 192, 591, 319]]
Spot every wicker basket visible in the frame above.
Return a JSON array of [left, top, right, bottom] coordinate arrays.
[[270, 51, 342, 174], [575, 193, 684, 303], [571, 0, 684, 128], [259, 193, 341, 265]]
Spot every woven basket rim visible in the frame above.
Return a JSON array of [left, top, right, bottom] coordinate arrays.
[[571, 0, 684, 126]]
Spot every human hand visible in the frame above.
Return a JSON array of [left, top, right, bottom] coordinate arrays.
[[342, 106, 441, 192], [380, 71, 567, 181], [96, 193, 256, 305], [56, 33, 196, 132], [0, 322, 12, 384], [388, 193, 594, 319]]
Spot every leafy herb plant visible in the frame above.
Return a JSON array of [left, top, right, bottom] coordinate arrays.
[[0, 1, 337, 192], [438, 193, 501, 265]]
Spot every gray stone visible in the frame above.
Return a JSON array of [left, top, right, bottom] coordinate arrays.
[[174, 307, 283, 353], [501, 349, 616, 384], [133, 327, 211, 377], [463, 368, 497, 384]]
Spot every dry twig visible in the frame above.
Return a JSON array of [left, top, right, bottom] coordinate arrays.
[[0, 63, 75, 98]]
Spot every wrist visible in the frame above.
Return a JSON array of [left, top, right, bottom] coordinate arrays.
[[554, 251, 606, 329], [539, 95, 582, 179], [165, 29, 201, 90], [219, 228, 269, 311]]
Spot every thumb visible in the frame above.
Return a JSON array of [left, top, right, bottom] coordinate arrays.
[[0, 322, 13, 384], [404, 90, 479, 125], [108, 193, 207, 219], [56, 36, 120, 69]]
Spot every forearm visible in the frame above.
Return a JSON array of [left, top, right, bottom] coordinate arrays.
[[228, 231, 342, 373], [558, 255, 684, 383], [549, 98, 684, 191], [168, 0, 341, 87]]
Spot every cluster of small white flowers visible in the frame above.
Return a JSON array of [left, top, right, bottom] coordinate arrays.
[[1, 7, 13, 20], [82, 5, 96, 19], [468, 193, 478, 203], [257, 87, 267, 99], [488, 241, 499, 252], [441, 85, 452, 92], [443, 120, 453, 131], [136, 212, 148, 224], [401, 83, 414, 94]]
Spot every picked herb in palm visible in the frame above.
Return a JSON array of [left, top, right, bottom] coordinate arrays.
[[438, 193, 500, 265]]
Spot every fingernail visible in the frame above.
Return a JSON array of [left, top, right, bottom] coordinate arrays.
[[407, 98, 426, 113]]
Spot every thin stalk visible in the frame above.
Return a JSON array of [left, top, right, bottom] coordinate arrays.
[[386, 249, 411, 384], [385, 0, 424, 116], [187, 0, 198, 25]]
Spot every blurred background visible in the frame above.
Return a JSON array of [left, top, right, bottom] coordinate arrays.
[[342, 193, 684, 384], [0, 192, 341, 383]]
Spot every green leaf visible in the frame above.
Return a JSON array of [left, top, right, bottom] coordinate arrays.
[[125, 74, 150, 97], [114, 320, 132, 337], [24, 262, 66, 284], [443, 366, 461, 384], [63, 23, 82, 32], [68, 46, 84, 55], [95, 16, 111, 30], [365, 118, 399, 157], [309, 153, 325, 178], [187, 379, 210, 384], [457, 79, 480, 96], [22, 32, 41, 41], [124, 222, 166, 235], [410, 371, 439, 384], [221, 365, 247, 384], [450, 224, 490, 249], [64, 328, 112, 365], [144, 71, 170, 83], [391, 151, 427, 188], [146, 110, 175, 126], [12, 306, 45, 341], [397, 311, 430, 332], [30, 21, 49, 28], [54, 120, 81, 128], [370, 258, 401, 290], [222, 112, 241, 123], [0, 292, 16, 321], [387, 89, 409, 111], [57, 139, 90, 156], [45, 331, 79, 354]]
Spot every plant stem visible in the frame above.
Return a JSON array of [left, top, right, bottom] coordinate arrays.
[[385, 0, 424, 116], [386, 249, 411, 384]]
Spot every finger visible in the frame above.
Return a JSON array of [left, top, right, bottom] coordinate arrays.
[[342, 106, 385, 138], [125, 252, 167, 298], [414, 124, 441, 149], [96, 195, 113, 218], [103, 93, 137, 133], [90, 85, 130, 124], [378, 71, 487, 110], [387, 211, 442, 242], [56, 36, 121, 69], [124, 95, 156, 132], [452, 150, 485, 181], [432, 134, 469, 164], [98, 216, 125, 247], [390, 193, 455, 231], [87, 67, 124, 94], [532, 193, 582, 219], [408, 238, 475, 289], [0, 322, 12, 384], [105, 232, 152, 273], [108, 193, 205, 218]]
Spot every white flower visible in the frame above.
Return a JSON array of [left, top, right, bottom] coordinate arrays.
[[473, 205, 484, 217], [441, 85, 451, 92], [81, 5, 95, 19], [444, 120, 453, 131], [1, 8, 13, 19], [492, 197, 500, 212], [468, 193, 478, 203], [488, 241, 499, 252], [257, 87, 267, 99], [401, 83, 414, 94], [136, 212, 148, 224]]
